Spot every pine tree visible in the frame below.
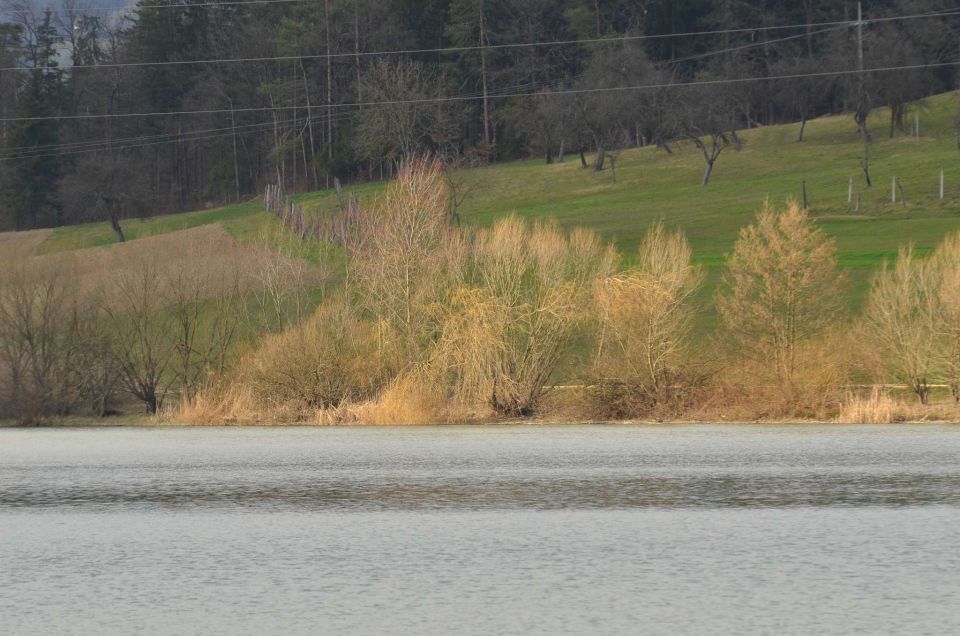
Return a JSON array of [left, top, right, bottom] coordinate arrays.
[[5, 10, 63, 229]]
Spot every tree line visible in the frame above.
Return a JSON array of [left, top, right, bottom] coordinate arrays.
[[6, 156, 957, 424], [1, 0, 958, 231]]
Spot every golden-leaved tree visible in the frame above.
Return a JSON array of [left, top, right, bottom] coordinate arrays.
[[717, 201, 845, 395]]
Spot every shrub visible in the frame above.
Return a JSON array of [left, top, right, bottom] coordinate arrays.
[[864, 245, 941, 404], [432, 217, 614, 416], [243, 298, 392, 418], [932, 232, 960, 403], [590, 222, 702, 417]]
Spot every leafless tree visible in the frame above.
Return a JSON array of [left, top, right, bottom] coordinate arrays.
[[354, 59, 464, 167], [679, 80, 741, 186]]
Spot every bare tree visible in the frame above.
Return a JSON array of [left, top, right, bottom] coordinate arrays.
[[0, 251, 84, 422], [679, 80, 740, 186], [354, 59, 464, 167], [350, 156, 461, 364], [104, 255, 176, 414]]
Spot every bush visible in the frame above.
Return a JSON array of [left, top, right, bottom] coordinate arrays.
[[243, 298, 392, 418], [864, 245, 941, 404], [589, 222, 702, 417], [431, 217, 614, 416]]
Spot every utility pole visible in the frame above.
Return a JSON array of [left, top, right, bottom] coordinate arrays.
[[325, 0, 333, 177], [855, 3, 871, 144], [479, 0, 491, 148], [354, 0, 362, 111], [856, 2, 864, 76], [228, 97, 240, 202]]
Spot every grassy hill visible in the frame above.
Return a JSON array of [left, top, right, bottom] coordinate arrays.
[[25, 91, 960, 318]]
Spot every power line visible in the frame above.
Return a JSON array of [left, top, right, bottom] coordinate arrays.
[[44, 0, 316, 13], [3, 59, 958, 124], [3, 8, 959, 73]]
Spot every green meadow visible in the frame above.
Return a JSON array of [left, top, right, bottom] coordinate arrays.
[[30, 91, 960, 316]]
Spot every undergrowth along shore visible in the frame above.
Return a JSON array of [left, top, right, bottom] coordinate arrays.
[[4, 155, 959, 426]]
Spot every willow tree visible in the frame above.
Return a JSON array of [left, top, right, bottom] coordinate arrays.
[[595, 223, 702, 410], [865, 245, 941, 405], [933, 233, 960, 403]]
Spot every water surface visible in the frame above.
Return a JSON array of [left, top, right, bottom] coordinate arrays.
[[2, 425, 959, 634]]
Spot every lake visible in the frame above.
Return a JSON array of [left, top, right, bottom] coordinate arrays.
[[2, 424, 959, 634]]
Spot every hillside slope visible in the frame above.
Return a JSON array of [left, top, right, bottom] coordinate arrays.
[[21, 91, 960, 312]]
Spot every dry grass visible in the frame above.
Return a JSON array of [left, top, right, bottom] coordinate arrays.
[[836, 387, 904, 423], [837, 387, 960, 423], [0, 228, 52, 255]]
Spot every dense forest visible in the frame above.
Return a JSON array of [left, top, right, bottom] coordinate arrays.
[[0, 0, 958, 231]]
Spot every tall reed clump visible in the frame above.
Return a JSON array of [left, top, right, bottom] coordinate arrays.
[[589, 222, 703, 418], [836, 387, 904, 424], [714, 200, 848, 417], [428, 217, 615, 417]]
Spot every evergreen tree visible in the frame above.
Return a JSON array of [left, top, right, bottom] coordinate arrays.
[[5, 10, 63, 229]]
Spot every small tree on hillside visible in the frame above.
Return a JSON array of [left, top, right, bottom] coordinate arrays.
[[679, 79, 740, 186], [865, 245, 941, 405], [717, 201, 845, 393]]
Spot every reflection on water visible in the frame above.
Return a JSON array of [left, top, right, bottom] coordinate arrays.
[[2, 425, 959, 635]]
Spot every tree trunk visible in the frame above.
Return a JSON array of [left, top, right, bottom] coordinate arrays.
[[701, 160, 715, 187], [593, 146, 605, 171], [110, 213, 125, 242], [797, 117, 807, 142], [579, 142, 587, 168], [861, 140, 872, 188], [144, 391, 158, 415]]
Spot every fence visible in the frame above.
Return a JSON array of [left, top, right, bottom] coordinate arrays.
[[264, 180, 365, 246]]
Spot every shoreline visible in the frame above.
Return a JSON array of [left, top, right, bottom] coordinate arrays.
[[4, 415, 959, 428]]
